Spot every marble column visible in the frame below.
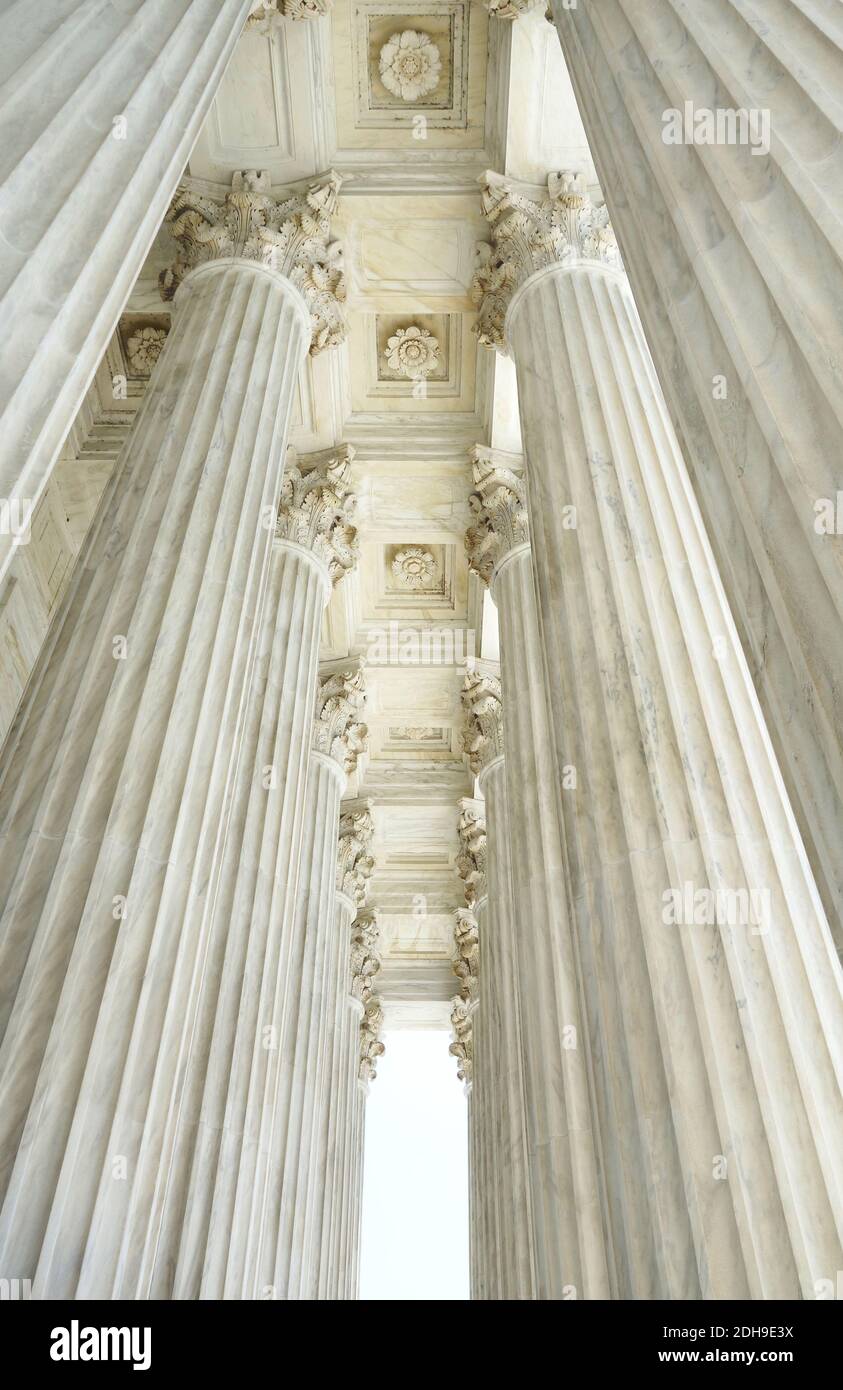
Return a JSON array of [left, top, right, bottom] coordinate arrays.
[[193, 661, 367, 1301], [147, 451, 358, 1300], [465, 451, 610, 1301], [461, 667, 535, 1300], [451, 819, 495, 1301], [304, 800, 375, 1302], [0, 172, 345, 1297], [547, 2, 843, 943], [0, 0, 258, 584], [471, 181, 843, 1298], [325, 898, 383, 1302]]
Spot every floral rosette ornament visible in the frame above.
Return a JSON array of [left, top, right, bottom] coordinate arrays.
[[385, 324, 440, 379], [392, 547, 438, 588], [379, 30, 441, 103], [126, 325, 167, 375]]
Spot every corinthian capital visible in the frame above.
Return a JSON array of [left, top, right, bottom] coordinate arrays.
[[359, 997, 386, 1084], [449, 995, 473, 1085], [461, 664, 503, 775], [472, 170, 622, 349], [465, 444, 529, 584], [248, 0, 333, 22], [313, 663, 368, 773], [160, 169, 346, 354], [276, 445, 359, 586], [483, 0, 542, 15], [350, 909, 381, 1006], [452, 906, 480, 1002], [457, 798, 487, 906], [337, 798, 376, 906]]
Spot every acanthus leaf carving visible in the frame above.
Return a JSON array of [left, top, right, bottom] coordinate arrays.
[[472, 170, 622, 351], [313, 666, 368, 773], [359, 997, 386, 1084], [337, 799, 376, 907], [452, 906, 480, 1002], [449, 905, 480, 1084], [350, 909, 381, 1007], [276, 445, 359, 586], [160, 170, 347, 355], [465, 445, 529, 585], [456, 798, 487, 906], [449, 995, 474, 1085], [461, 665, 503, 776], [247, 0, 333, 25]]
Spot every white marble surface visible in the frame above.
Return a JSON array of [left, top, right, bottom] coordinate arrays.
[[0, 258, 308, 1297], [506, 242, 843, 1297], [0, 0, 254, 587], [550, 0, 843, 948]]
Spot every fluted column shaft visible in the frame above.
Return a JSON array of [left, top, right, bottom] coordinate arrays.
[[486, 543, 610, 1300], [549, 0, 843, 942], [0, 0, 255, 583], [319, 982, 360, 1299], [0, 255, 310, 1297], [505, 245, 843, 1296], [475, 753, 535, 1300], [327, 898, 364, 1303], [153, 543, 334, 1300], [259, 751, 348, 1300]]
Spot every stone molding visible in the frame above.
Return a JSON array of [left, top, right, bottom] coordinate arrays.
[[276, 445, 359, 587], [472, 170, 622, 350], [160, 170, 346, 354]]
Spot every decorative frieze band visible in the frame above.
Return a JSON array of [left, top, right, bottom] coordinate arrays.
[[276, 445, 359, 586], [160, 169, 346, 353], [472, 171, 622, 350]]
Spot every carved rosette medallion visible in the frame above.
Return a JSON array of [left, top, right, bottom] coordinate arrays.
[[378, 30, 442, 102], [391, 546, 438, 589], [384, 325, 440, 379], [125, 325, 167, 375]]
